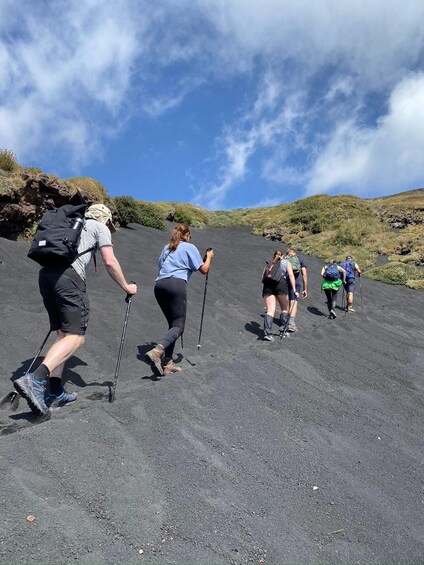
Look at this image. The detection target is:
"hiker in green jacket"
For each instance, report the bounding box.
[321,259,346,319]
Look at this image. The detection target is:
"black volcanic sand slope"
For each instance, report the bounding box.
[0,225,423,565]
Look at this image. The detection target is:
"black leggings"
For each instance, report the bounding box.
[324,288,339,311]
[154,277,187,359]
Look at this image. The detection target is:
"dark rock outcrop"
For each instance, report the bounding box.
[0,172,89,239]
[263,225,284,241]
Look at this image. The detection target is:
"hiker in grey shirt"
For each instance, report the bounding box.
[14,204,137,416]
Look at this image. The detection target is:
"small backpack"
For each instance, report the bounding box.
[288,254,301,274]
[341,260,356,278]
[262,258,283,283]
[323,263,340,281]
[28,200,95,267]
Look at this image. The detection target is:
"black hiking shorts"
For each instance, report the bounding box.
[39,266,89,335]
[262,277,288,297]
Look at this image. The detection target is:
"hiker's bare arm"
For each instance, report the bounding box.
[286,262,298,295]
[100,246,137,295]
[199,249,214,274]
[301,266,308,298]
[338,266,347,283]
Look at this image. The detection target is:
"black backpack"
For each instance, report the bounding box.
[262,258,283,283]
[28,200,94,267]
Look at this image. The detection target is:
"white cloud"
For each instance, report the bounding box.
[0,0,141,166]
[307,73,424,195]
[1,0,424,203]
[196,132,258,210]
[192,80,306,209]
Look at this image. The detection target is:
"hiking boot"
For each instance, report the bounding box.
[45,390,77,409]
[163,360,182,375]
[263,334,275,341]
[347,305,355,312]
[330,309,337,319]
[13,373,49,416]
[145,346,165,376]
[287,323,298,333]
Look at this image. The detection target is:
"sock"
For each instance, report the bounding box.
[289,316,295,325]
[49,377,63,396]
[264,314,273,334]
[33,363,50,382]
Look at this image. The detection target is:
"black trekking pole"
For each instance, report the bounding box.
[27,330,52,374]
[109,284,135,403]
[342,288,345,312]
[197,249,212,351]
[359,276,363,309]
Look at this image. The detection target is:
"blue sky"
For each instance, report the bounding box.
[1,1,424,210]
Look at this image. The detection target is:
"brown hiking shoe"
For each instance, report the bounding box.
[347,305,355,312]
[163,360,182,375]
[145,346,164,376]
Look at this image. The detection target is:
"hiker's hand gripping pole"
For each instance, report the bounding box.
[110,281,136,403]
[197,248,213,351]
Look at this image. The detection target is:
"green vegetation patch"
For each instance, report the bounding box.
[66,177,110,203]
[0,149,19,172]
[366,261,424,286]
[155,201,209,228]
[114,196,165,230]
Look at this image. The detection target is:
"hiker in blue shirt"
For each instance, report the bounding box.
[145,223,214,377]
[321,259,346,319]
[340,255,362,312]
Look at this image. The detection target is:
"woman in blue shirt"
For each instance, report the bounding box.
[145,223,214,377]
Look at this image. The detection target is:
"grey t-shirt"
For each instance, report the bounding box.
[71,219,113,281]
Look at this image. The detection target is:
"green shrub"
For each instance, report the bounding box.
[114,196,142,225]
[406,279,424,290]
[114,196,166,230]
[366,262,424,285]
[66,177,109,202]
[137,201,166,230]
[173,204,208,227]
[0,149,19,172]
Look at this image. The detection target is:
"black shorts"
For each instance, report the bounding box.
[39,267,89,335]
[262,277,288,297]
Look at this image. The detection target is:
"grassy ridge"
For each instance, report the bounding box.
[76,188,424,288]
[1,148,423,288]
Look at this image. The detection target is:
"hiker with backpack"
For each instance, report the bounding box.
[14,202,137,417]
[285,247,308,333]
[261,250,298,341]
[341,255,362,312]
[321,259,346,319]
[145,223,214,377]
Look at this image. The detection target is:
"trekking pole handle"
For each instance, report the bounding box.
[204,247,213,261]
[126,280,136,303]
